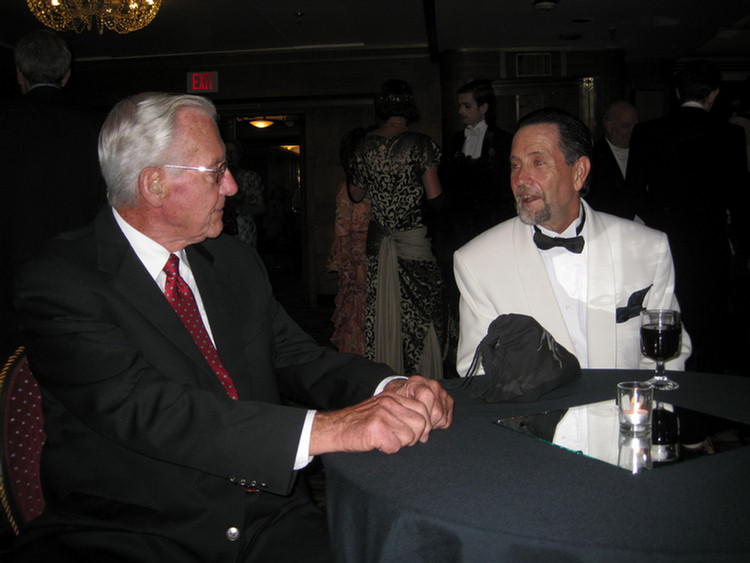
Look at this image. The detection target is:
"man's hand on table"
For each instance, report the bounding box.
[382,375,453,433]
[309,375,454,456]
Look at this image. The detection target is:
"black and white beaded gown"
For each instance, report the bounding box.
[351,131,444,376]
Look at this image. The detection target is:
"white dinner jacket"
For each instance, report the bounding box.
[454,200,691,376]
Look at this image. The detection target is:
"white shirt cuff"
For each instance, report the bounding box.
[374,375,408,395]
[293,410,317,470]
[293,376,407,470]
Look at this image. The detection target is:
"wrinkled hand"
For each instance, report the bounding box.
[309,376,453,456]
[383,375,453,434]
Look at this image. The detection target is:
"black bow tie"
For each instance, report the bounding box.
[533,211,586,254]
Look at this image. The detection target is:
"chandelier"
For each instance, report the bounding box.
[27,0,162,34]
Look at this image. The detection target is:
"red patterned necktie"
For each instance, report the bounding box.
[163,253,239,400]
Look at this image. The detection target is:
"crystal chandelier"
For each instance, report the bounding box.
[27,0,162,34]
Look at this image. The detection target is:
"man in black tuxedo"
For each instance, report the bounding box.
[0,30,105,359]
[435,80,513,375]
[440,80,514,243]
[11,93,453,562]
[627,61,748,373]
[587,101,639,219]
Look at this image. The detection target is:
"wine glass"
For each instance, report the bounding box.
[640,309,682,391]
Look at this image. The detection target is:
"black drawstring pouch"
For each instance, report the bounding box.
[464,314,581,402]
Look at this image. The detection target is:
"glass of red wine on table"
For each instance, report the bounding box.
[640,309,682,391]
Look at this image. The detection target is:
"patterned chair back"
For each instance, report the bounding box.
[0,347,46,535]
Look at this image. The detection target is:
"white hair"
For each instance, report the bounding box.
[99,93,217,208]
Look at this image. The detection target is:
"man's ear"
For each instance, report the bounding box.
[16,67,30,94]
[139,167,167,207]
[573,156,591,192]
[60,68,71,88]
[705,88,720,110]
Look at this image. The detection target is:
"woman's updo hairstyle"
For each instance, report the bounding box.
[374,79,420,124]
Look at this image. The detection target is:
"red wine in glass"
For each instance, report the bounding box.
[640,310,681,390]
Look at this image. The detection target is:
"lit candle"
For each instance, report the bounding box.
[617,381,654,433]
[624,401,649,424]
[620,397,650,428]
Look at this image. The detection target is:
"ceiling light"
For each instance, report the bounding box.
[249,118,275,129]
[27,0,162,34]
[534,0,558,11]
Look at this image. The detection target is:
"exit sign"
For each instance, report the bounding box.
[187,71,219,93]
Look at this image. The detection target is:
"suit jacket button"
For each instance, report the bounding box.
[226,527,240,542]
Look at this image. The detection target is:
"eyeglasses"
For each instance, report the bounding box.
[161,162,228,185]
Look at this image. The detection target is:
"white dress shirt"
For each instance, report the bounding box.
[462,120,488,159]
[535,212,589,367]
[605,138,630,179]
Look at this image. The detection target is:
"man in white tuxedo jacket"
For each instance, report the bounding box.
[454,107,691,376]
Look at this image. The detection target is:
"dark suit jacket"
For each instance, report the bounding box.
[586,136,636,219]
[626,106,748,371]
[0,86,105,358]
[12,208,393,561]
[0,86,105,269]
[436,123,513,258]
[627,106,747,248]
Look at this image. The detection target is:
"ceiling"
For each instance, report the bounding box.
[1,0,749,63]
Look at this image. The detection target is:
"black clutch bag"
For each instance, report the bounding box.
[465,314,581,402]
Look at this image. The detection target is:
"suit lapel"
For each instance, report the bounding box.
[187,244,253,399]
[480,127,494,161]
[95,210,246,397]
[583,202,617,366]
[95,209,209,366]
[603,143,626,188]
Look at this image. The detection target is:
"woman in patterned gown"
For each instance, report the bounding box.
[326,181,370,355]
[345,79,445,378]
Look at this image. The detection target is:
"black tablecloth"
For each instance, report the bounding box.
[323,370,750,563]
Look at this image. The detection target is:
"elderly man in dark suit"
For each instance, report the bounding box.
[627,60,748,373]
[587,100,639,219]
[11,92,453,562]
[0,29,105,359]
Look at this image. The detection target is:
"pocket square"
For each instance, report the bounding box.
[616,285,653,323]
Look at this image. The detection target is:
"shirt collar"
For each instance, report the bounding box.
[535,204,586,238]
[27,83,62,92]
[465,120,488,136]
[605,137,629,155]
[112,207,187,280]
[681,101,706,111]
